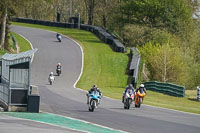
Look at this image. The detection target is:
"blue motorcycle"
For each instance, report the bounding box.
[88,91,101,112]
[56,33,62,42]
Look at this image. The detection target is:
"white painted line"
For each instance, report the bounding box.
[13,25,200,121]
[12,27,125,132]
[58,35,84,89]
[2,114,89,133]
[24,27,84,89]
[54,30,200,116]
[41,111,128,133]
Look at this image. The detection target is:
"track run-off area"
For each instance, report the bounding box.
[1,25,200,133]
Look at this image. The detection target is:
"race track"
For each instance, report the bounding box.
[10,25,200,133]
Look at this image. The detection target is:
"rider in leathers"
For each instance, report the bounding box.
[135,84,147,94]
[56,63,62,74]
[122,84,135,103]
[87,84,102,104]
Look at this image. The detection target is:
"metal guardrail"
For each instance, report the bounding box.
[12,17,126,53]
[129,47,140,88]
[143,81,185,97]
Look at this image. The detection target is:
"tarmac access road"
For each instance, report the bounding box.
[9,25,200,133]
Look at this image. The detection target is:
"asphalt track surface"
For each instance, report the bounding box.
[0,114,81,133]
[9,25,200,133]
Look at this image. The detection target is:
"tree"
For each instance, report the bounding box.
[120,0,195,35]
[139,42,190,87]
[0,7,7,49]
[0,0,26,50]
[84,0,101,25]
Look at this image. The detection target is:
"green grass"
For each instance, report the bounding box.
[0,33,15,55]
[0,32,32,56]
[0,50,8,55]
[11,32,32,52]
[11,22,129,99]
[144,90,200,114]
[11,22,200,114]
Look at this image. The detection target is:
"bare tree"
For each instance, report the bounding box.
[84,0,99,25]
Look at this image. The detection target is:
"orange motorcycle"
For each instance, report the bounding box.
[135,90,146,108]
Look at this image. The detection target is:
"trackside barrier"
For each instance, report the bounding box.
[12,17,125,53]
[80,24,125,53]
[197,86,200,101]
[129,48,140,88]
[143,81,185,97]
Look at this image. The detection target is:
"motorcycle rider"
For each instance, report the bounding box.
[49,72,54,77]
[122,84,135,103]
[87,84,102,104]
[56,63,62,74]
[56,33,62,42]
[136,84,147,94]
[48,72,55,81]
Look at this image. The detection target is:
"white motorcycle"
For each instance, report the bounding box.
[48,75,55,85]
[124,89,135,109]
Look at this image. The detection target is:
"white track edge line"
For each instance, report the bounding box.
[13,31,34,62]
[14,25,200,116]
[41,111,128,133]
[13,26,126,132]
[2,114,90,133]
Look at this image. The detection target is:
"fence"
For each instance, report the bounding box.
[129,47,140,88]
[12,17,126,53]
[143,81,185,97]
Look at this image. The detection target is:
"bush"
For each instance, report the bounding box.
[138,42,191,88]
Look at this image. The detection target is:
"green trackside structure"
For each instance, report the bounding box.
[143,81,185,97]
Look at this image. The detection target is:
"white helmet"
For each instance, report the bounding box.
[140,84,144,88]
[50,72,53,75]
[58,63,61,65]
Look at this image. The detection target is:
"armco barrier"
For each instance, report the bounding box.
[12,17,125,53]
[143,81,185,97]
[129,48,140,88]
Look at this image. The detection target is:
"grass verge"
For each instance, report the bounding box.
[11,22,200,114]
[0,32,32,55]
[11,32,32,52]
[11,22,129,100]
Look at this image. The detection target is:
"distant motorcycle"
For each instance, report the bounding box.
[48,75,55,85]
[88,91,101,112]
[135,90,146,108]
[56,34,62,42]
[56,68,61,76]
[124,89,134,109]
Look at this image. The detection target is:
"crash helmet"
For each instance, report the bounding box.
[128,84,133,88]
[140,84,144,88]
[93,84,97,89]
[58,63,61,66]
[50,72,53,75]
